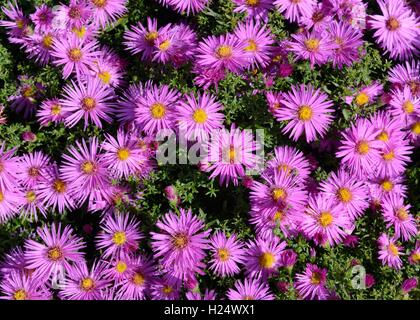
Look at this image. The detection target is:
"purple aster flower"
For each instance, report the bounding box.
[227,278,275,300]
[24,223,85,280]
[300,193,352,247]
[375,141,412,177]
[369,110,406,144]
[103,256,134,282]
[135,83,179,135]
[232,0,274,22]
[408,241,420,265]
[401,278,418,294]
[377,233,403,270]
[56,0,93,30]
[0,1,30,42]
[319,169,369,221]
[295,263,328,300]
[149,274,181,300]
[150,208,210,278]
[0,142,20,190]
[345,81,384,107]
[115,254,156,300]
[280,249,298,269]
[274,0,315,23]
[0,246,27,275]
[87,54,125,88]
[0,186,22,224]
[244,235,287,279]
[88,0,127,29]
[30,4,54,33]
[234,20,274,69]
[343,234,359,248]
[51,35,99,80]
[265,91,284,116]
[205,124,260,187]
[164,185,180,205]
[208,231,246,277]
[0,271,51,300]
[196,34,250,74]
[58,260,110,300]
[299,2,332,32]
[275,84,334,143]
[160,0,209,15]
[381,194,417,242]
[336,118,382,178]
[114,82,151,125]
[37,98,67,126]
[60,78,115,129]
[96,213,143,258]
[176,92,225,142]
[101,129,146,179]
[388,60,420,96]
[192,64,226,90]
[369,0,420,60]
[327,20,364,69]
[365,273,376,288]
[406,115,420,145]
[9,82,45,119]
[16,151,51,188]
[389,86,419,125]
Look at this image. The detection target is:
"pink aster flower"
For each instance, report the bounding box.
[24,30,60,66]
[288,30,335,68]
[20,187,47,221]
[369,0,420,60]
[319,169,369,221]
[244,236,287,279]
[157,0,209,15]
[30,5,55,33]
[176,92,225,142]
[0,143,20,190]
[0,1,30,42]
[327,20,364,69]
[150,208,210,278]
[300,193,352,247]
[114,82,151,125]
[381,194,417,242]
[234,20,274,69]
[24,223,85,280]
[264,145,312,182]
[275,84,334,143]
[406,116,420,145]
[56,0,93,30]
[408,241,420,265]
[274,0,316,23]
[294,263,328,300]
[88,0,127,29]
[389,86,419,125]
[60,78,115,129]
[96,213,143,258]
[88,54,125,88]
[232,0,274,22]
[208,231,246,277]
[51,35,99,80]
[0,186,22,223]
[37,98,67,126]
[196,34,250,74]
[205,124,260,187]
[60,137,111,207]
[377,233,403,270]
[369,110,406,144]
[299,2,332,32]
[0,271,51,300]
[16,151,51,188]
[367,175,407,206]
[135,83,179,135]
[336,118,382,178]
[58,260,110,300]
[149,274,181,300]
[345,81,384,107]
[0,246,27,275]
[192,64,226,90]
[388,60,420,96]
[103,256,134,282]
[265,91,284,116]
[101,129,145,179]
[227,278,275,300]
[115,254,156,300]
[375,141,412,177]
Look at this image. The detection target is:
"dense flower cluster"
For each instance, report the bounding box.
[0,0,419,300]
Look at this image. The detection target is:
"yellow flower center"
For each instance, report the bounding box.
[356,140,369,155]
[68,48,83,62]
[51,104,62,116]
[158,40,171,52]
[217,248,230,262]
[245,0,259,6]
[319,211,333,227]
[112,231,127,246]
[72,26,86,38]
[386,17,400,31]
[28,166,40,177]
[69,7,81,19]
[272,188,287,202]
[47,247,63,261]
[382,151,395,161]
[245,40,258,52]
[227,145,236,163]
[244,295,254,300]
[259,252,275,268]
[411,252,420,263]
[172,233,189,249]
[376,131,389,141]
[304,38,320,52]
[311,272,322,285]
[277,163,291,176]
[81,97,96,111]
[273,210,284,222]
[53,179,67,193]
[81,161,96,174]
[388,243,399,256]
[26,190,36,203]
[411,122,420,135]
[116,261,127,273]
[22,86,35,98]
[42,34,54,49]
[297,105,313,121]
[163,285,173,295]
[145,31,158,43]
[192,108,208,124]
[337,187,352,203]
[216,45,233,58]
[132,273,145,286]
[81,278,95,291]
[403,101,414,114]
[0,191,4,203]
[396,208,408,221]
[355,92,369,106]
[91,0,107,8]
[16,19,25,29]
[13,289,27,300]
[381,180,394,192]
[150,103,166,119]
[117,148,130,161]
[98,71,111,85]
